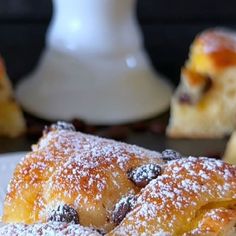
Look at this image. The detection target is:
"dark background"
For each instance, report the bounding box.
[0,0,233,155]
[0,0,236,85]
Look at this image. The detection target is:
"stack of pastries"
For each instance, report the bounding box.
[0,57,25,137]
[167,28,236,138]
[1,122,236,235]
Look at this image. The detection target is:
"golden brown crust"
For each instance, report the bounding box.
[181,67,207,88]
[0,57,12,102]
[3,127,236,235]
[109,157,236,235]
[0,57,25,137]
[184,208,236,235]
[197,29,236,69]
[2,128,163,232]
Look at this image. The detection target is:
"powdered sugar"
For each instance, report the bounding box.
[112,194,137,225]
[186,208,236,235]
[0,222,101,236]
[3,128,236,235]
[111,157,236,235]
[4,130,163,231]
[128,164,162,187]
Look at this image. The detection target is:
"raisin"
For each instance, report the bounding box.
[162,149,182,161]
[112,195,136,225]
[48,204,79,224]
[44,121,75,134]
[178,93,192,104]
[128,164,162,187]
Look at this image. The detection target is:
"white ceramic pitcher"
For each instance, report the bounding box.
[16,0,172,124]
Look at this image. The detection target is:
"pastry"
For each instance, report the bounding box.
[0,222,101,236]
[167,28,236,138]
[0,57,25,137]
[2,122,164,233]
[183,208,236,236]
[223,131,236,165]
[2,122,236,235]
[109,156,236,235]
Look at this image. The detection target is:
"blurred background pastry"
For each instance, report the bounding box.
[0,57,25,137]
[167,28,236,138]
[223,131,236,165]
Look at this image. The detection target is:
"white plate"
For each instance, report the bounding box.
[0,152,27,216]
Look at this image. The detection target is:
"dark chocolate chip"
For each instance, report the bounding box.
[162,149,182,161]
[96,229,106,235]
[48,204,79,224]
[44,121,76,134]
[127,164,162,188]
[112,195,137,225]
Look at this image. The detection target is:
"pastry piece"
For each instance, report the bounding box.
[0,222,101,236]
[223,131,236,165]
[2,122,164,233]
[167,28,236,138]
[3,123,236,235]
[109,157,236,235]
[0,57,25,137]
[183,208,236,236]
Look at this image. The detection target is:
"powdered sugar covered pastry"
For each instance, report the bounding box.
[0,222,101,236]
[183,208,236,236]
[2,122,164,233]
[108,157,236,235]
[2,122,236,235]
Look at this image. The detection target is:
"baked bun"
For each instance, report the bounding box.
[167,28,236,138]
[109,157,236,235]
[2,122,236,235]
[0,57,25,137]
[223,131,236,165]
[2,122,164,233]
